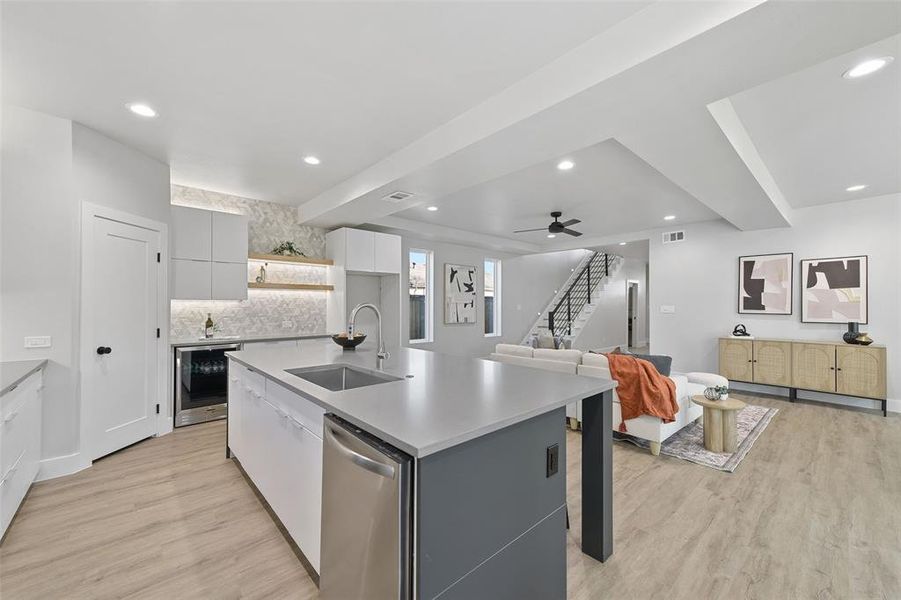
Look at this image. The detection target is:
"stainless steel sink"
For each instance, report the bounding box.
[286,364,402,392]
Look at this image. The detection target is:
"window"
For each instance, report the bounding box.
[484,259,501,336]
[409,249,433,343]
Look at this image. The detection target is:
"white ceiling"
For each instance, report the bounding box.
[597,240,649,262]
[729,34,901,208]
[392,139,719,243]
[4,1,901,256]
[1,1,649,204]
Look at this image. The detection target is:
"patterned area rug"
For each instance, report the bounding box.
[614,404,778,472]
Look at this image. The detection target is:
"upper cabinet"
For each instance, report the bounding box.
[326,228,401,274]
[171,206,248,300]
[212,211,249,263]
[171,206,212,261]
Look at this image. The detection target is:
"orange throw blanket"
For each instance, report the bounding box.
[604,353,678,432]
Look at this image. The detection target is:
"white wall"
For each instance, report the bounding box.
[398,235,585,357]
[1,107,171,471]
[649,194,901,411]
[73,124,171,224]
[573,257,648,351]
[1,106,81,459]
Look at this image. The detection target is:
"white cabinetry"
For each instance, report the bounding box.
[171,206,248,300]
[227,360,323,573]
[1,369,43,539]
[326,228,403,347]
[326,228,401,275]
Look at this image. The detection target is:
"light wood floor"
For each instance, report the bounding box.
[1,394,898,599]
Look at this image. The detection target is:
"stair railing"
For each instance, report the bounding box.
[548,252,610,336]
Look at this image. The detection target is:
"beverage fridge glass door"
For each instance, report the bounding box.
[174,344,237,426]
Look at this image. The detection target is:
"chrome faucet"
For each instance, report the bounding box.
[348,303,390,360]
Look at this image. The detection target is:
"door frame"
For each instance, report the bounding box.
[80,203,170,462]
[625,279,641,348]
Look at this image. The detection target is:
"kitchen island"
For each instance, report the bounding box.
[226,340,615,599]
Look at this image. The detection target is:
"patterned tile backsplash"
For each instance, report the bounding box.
[170,185,329,339]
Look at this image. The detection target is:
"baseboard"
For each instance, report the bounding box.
[730,382,898,415]
[37,452,91,482]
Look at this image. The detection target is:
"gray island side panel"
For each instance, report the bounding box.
[417,408,566,600]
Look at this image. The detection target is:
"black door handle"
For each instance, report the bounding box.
[96,346,112,355]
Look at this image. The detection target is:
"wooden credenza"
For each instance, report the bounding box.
[719,337,888,416]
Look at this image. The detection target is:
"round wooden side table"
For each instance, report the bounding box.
[691,395,747,453]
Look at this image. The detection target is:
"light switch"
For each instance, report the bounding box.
[24,336,52,348]
[660,305,676,314]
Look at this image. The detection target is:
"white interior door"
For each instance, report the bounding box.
[87,216,160,459]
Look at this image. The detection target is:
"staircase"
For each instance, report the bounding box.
[522,250,623,344]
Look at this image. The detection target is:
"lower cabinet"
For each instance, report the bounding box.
[836,345,887,399]
[1,369,43,540]
[227,359,323,573]
[752,340,792,387]
[791,343,836,393]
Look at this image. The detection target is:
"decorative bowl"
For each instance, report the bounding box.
[331,333,366,349]
[855,333,874,346]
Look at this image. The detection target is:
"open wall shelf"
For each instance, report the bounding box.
[248,282,334,291]
[249,253,333,266]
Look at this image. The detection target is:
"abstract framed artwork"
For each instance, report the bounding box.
[800,255,868,324]
[738,253,793,314]
[444,263,477,324]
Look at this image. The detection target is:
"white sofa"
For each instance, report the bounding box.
[489,344,707,455]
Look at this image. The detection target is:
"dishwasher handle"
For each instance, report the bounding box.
[326,425,396,480]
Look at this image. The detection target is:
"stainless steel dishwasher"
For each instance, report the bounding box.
[320,414,413,600]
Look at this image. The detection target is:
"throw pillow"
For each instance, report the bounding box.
[629,352,672,377]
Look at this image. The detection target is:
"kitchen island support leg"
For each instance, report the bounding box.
[581,390,613,562]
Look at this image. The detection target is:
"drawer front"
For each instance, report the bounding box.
[0,449,28,538]
[266,380,325,440]
[1,373,42,478]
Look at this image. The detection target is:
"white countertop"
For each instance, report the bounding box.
[170,333,330,347]
[227,340,615,458]
[1,359,47,397]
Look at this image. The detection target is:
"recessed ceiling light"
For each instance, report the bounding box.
[843,56,894,79]
[303,155,321,165]
[846,184,868,192]
[663,215,676,221]
[557,160,574,171]
[547,233,556,239]
[619,242,627,246]
[127,103,157,118]
[426,206,438,211]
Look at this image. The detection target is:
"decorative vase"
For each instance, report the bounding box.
[704,387,720,401]
[843,322,860,344]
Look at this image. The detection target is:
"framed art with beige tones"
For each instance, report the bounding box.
[800,255,868,324]
[738,253,793,314]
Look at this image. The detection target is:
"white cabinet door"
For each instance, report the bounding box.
[211,212,249,263]
[171,259,212,300]
[345,229,375,272]
[374,233,401,274]
[283,418,323,573]
[211,262,247,300]
[171,206,211,261]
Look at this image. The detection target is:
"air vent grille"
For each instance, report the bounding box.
[382,190,414,203]
[662,230,685,244]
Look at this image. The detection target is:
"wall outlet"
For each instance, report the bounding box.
[546,444,559,478]
[281,320,294,329]
[659,305,676,314]
[24,336,52,348]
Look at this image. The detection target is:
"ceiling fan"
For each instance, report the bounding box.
[514,211,582,237]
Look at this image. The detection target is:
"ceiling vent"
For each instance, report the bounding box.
[662,230,685,244]
[382,190,414,203]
